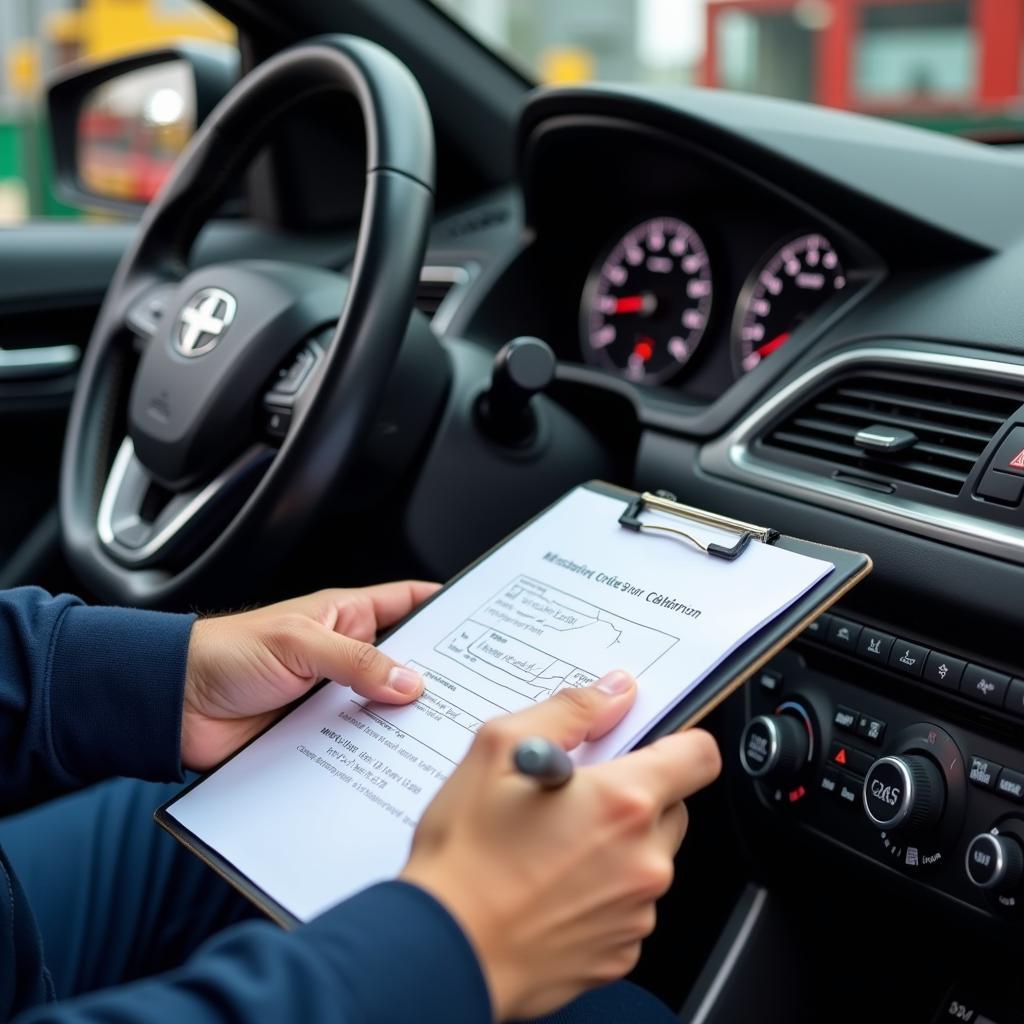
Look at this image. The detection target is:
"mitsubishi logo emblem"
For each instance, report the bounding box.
[175,288,237,357]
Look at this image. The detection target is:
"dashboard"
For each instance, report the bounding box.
[512,115,878,406]
[417,83,1024,1022]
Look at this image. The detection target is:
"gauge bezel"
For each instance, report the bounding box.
[729,231,845,378]
[579,214,714,387]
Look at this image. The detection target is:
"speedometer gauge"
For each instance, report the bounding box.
[732,233,846,375]
[581,217,713,385]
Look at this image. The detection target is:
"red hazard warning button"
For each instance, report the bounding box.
[992,426,1024,477]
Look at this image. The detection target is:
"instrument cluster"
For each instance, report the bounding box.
[579,216,848,387]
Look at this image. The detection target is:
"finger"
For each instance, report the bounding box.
[296,623,424,703]
[655,801,689,857]
[482,671,637,755]
[598,728,721,809]
[355,580,441,630]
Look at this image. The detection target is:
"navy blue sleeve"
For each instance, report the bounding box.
[0,587,194,808]
[13,881,493,1024]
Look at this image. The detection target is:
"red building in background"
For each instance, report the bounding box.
[702,0,1024,136]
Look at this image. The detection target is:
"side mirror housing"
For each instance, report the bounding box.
[47,44,237,216]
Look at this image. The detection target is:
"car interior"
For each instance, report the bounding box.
[5,0,1024,1021]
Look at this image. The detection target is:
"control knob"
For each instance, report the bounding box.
[863,754,945,833]
[739,713,809,782]
[965,831,1024,894]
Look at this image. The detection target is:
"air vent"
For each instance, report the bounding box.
[760,371,1024,495]
[415,265,469,326]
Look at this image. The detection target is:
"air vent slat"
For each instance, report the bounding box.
[761,370,1024,497]
[814,402,993,447]
[834,386,1009,428]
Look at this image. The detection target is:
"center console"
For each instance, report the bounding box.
[737,610,1024,922]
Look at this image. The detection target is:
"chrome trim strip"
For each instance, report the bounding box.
[419,263,476,336]
[98,438,270,565]
[705,346,1024,563]
[0,344,79,379]
[687,887,769,1024]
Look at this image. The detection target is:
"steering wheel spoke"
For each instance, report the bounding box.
[98,438,273,568]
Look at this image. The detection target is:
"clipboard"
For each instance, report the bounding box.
[157,480,871,927]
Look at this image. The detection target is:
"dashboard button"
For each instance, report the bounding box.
[976,468,1024,505]
[855,714,886,745]
[968,755,1002,791]
[888,639,927,678]
[757,668,782,694]
[827,616,862,652]
[819,767,840,798]
[836,773,860,808]
[1004,678,1024,718]
[988,424,1024,477]
[922,651,966,692]
[832,705,858,732]
[857,627,895,665]
[995,768,1024,803]
[829,743,873,777]
[804,612,833,641]
[961,664,1011,708]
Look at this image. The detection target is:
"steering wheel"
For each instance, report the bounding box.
[60,36,435,607]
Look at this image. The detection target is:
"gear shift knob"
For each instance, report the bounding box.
[477,336,556,444]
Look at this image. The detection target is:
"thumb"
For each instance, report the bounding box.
[497,671,637,752]
[296,623,424,704]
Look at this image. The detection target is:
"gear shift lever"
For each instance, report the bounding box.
[477,336,556,445]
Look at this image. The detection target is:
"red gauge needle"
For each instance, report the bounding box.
[758,331,791,358]
[614,295,645,314]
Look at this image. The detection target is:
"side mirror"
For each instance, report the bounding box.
[47,45,238,215]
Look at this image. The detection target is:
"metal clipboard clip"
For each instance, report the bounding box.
[618,490,779,561]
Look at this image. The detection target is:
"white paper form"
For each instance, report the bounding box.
[167,487,832,922]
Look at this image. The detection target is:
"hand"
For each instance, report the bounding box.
[400,672,722,1021]
[181,582,438,771]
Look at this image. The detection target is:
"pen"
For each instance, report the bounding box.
[513,737,574,789]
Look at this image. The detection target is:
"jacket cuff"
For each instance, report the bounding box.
[48,604,195,783]
[299,881,492,1023]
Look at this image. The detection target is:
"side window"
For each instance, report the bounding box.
[0,0,235,223]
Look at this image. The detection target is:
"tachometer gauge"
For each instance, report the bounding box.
[581,216,713,385]
[732,233,846,375]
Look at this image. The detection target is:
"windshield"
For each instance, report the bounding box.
[432,0,1023,140]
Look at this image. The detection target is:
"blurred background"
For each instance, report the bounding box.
[2,0,1023,223]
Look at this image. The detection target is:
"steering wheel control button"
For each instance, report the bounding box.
[863,754,945,832]
[965,833,1024,892]
[826,616,862,652]
[739,714,809,782]
[923,651,966,692]
[995,768,1024,804]
[855,714,886,745]
[832,705,859,732]
[960,664,1011,708]
[888,639,928,678]
[856,627,895,665]
[264,408,291,439]
[269,347,317,397]
[969,756,1003,791]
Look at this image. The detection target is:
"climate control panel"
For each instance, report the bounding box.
[737,634,1024,920]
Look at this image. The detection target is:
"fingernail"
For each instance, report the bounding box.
[594,670,632,695]
[388,666,423,696]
